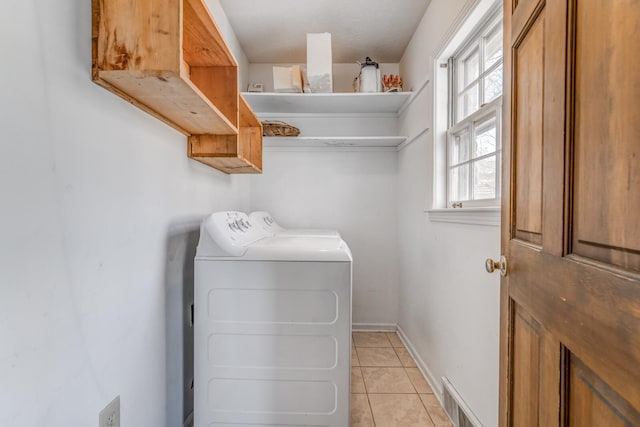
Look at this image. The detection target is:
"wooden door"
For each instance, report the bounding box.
[500,0,640,425]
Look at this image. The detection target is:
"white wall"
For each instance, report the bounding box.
[249,148,399,327]
[0,1,248,426]
[397,1,501,426]
[206,0,250,90]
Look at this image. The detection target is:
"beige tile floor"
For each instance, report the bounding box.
[351,332,454,427]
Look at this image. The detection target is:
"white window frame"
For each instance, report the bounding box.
[447,97,502,208]
[451,13,504,125]
[446,9,503,208]
[428,0,503,226]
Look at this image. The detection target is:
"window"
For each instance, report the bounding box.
[447,11,503,208]
[448,102,501,205]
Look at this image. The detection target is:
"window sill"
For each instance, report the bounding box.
[426,207,500,227]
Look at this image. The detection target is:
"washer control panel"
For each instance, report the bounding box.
[249,211,285,235]
[203,211,269,256]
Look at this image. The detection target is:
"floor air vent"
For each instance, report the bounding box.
[442,377,483,427]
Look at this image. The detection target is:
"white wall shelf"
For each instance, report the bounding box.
[243,92,411,151]
[242,92,412,115]
[264,136,408,148]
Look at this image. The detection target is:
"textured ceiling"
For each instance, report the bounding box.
[219,0,431,63]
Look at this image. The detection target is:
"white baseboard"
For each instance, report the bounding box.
[396,326,484,426]
[352,323,397,332]
[396,325,444,401]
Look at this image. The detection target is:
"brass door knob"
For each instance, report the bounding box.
[485,256,508,276]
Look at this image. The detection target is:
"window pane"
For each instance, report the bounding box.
[450,164,470,202]
[458,84,479,120]
[474,116,497,157]
[484,27,503,69]
[450,129,470,165]
[483,63,503,103]
[458,48,480,89]
[473,156,496,200]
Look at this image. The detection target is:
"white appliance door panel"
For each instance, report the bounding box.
[194,261,351,427]
[207,288,338,324]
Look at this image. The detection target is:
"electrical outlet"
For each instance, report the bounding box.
[99,396,120,427]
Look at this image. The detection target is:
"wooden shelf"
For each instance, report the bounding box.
[92,0,262,174]
[182,0,236,67]
[241,92,412,115]
[96,66,238,135]
[189,95,263,173]
[264,136,407,148]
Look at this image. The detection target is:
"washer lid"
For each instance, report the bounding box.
[249,211,341,238]
[275,229,341,238]
[197,211,352,261]
[245,235,352,262]
[249,211,285,236]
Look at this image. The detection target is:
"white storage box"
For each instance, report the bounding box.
[307,33,333,93]
[273,65,303,93]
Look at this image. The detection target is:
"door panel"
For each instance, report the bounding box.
[511,305,541,426]
[513,8,544,245]
[509,301,562,427]
[508,245,640,413]
[572,0,640,272]
[568,354,640,427]
[501,0,640,425]
[511,0,542,42]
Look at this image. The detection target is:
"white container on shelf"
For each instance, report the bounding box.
[357,57,382,93]
[307,33,333,93]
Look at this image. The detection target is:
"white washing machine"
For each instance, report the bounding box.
[249,211,342,238]
[194,211,352,427]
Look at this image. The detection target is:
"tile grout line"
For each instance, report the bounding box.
[393,346,409,368]
[419,395,439,427]
[401,337,440,427]
[404,366,419,394]
[353,332,448,427]
[354,344,377,427]
[365,390,377,427]
[403,349,439,427]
